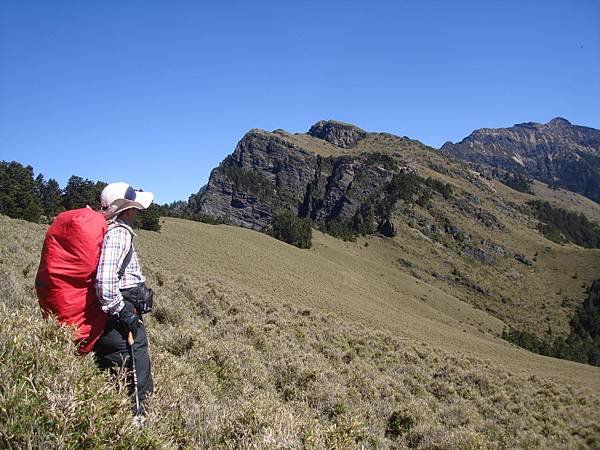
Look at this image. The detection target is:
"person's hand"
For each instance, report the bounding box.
[117,304,140,339]
[136,283,153,314]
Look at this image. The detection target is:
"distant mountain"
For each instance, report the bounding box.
[441,118,600,204]
[188,120,417,230]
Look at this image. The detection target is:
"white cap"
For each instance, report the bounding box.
[100,182,154,209]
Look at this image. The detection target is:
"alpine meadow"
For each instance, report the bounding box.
[2,117,600,448]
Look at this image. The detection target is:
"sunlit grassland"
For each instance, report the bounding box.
[2,213,599,448]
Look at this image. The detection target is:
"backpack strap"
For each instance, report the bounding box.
[118,245,134,280]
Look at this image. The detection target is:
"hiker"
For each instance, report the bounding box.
[93,182,155,417]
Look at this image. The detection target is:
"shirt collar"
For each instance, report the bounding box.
[107,218,137,237]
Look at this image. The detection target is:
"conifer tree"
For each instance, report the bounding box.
[63,176,106,210]
[134,204,161,231]
[0,161,42,222]
[35,174,64,219]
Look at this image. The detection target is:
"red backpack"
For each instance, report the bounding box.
[35,207,108,354]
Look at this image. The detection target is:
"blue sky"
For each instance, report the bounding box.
[1,1,599,203]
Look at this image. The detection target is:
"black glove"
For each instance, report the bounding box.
[117,303,141,339]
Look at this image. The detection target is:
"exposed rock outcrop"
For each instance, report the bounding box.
[189,123,406,230]
[191,130,319,229]
[441,118,600,203]
[307,120,367,148]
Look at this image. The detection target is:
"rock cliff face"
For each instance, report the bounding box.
[188,121,404,229]
[441,118,600,203]
[307,120,366,148]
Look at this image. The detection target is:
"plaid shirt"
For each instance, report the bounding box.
[95,219,145,315]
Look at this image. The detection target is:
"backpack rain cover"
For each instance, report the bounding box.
[35,207,108,354]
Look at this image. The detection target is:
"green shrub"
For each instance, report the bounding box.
[502,327,554,356]
[271,210,312,248]
[528,200,600,248]
[500,173,534,194]
[352,202,376,236]
[134,203,162,232]
[364,152,398,171]
[537,222,567,244]
[191,213,230,225]
[325,218,357,241]
[560,279,600,365]
[385,411,414,438]
[425,177,454,199]
[416,186,433,207]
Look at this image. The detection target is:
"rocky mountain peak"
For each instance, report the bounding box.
[441,118,600,203]
[188,123,412,230]
[307,120,366,148]
[546,117,572,129]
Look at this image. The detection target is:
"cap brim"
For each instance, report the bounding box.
[103,199,145,220]
[134,191,154,208]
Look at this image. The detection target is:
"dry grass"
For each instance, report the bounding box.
[272,130,347,158]
[2,191,600,448]
[144,275,600,448]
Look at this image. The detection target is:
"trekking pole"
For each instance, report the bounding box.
[127,331,141,416]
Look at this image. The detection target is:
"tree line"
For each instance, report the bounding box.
[527,200,600,248]
[502,280,600,367]
[0,161,161,231]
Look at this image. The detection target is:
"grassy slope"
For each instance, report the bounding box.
[141,218,600,390]
[2,214,600,447]
[0,217,159,448]
[274,130,600,340]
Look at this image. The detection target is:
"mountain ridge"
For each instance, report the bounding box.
[181,119,600,352]
[441,117,600,203]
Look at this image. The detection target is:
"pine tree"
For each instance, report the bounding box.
[44,178,65,217]
[0,161,42,222]
[35,174,64,219]
[63,176,106,210]
[134,204,162,232]
[271,210,312,248]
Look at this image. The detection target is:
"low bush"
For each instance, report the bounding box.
[500,172,534,194]
[271,210,312,249]
[324,218,357,241]
[134,203,162,232]
[424,177,454,199]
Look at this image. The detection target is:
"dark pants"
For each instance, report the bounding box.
[93,304,154,415]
